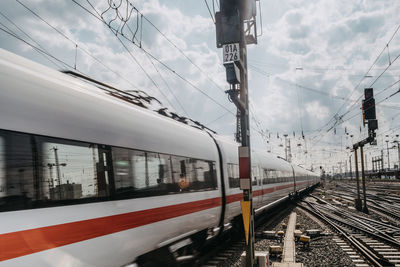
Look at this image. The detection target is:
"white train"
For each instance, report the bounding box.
[0,48,319,267]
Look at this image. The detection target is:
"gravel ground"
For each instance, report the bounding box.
[210,181,400,267]
[229,205,356,267]
[229,216,288,267]
[225,181,400,266]
[294,208,355,267]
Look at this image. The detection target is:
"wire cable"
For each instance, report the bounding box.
[313,24,400,138]
[15,0,143,93]
[0,26,78,71]
[143,51,189,116]
[0,11,64,70]
[204,0,215,24]
[73,0,235,116]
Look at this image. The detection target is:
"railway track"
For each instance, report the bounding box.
[195,201,296,267]
[299,194,400,267]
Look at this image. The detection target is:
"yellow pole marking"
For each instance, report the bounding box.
[240,200,251,245]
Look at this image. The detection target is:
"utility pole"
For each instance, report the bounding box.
[386,140,390,170]
[50,147,67,200]
[397,142,400,170]
[91,144,98,196]
[349,155,352,180]
[283,134,288,161]
[372,156,376,173]
[360,145,368,213]
[354,148,362,211]
[52,147,62,200]
[215,1,258,265]
[395,135,400,170]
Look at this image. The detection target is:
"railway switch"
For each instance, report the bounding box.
[299,235,310,248]
[294,230,302,241]
[269,245,283,256]
[277,231,285,243]
[263,230,277,239]
[305,229,321,237]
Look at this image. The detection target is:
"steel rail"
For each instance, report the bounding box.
[298,202,393,267]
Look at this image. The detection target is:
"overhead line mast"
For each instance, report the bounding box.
[214,0,259,266]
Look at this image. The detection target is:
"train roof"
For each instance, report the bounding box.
[0,48,219,161]
[0,48,319,177]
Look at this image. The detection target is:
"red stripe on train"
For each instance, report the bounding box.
[226,181,308,203]
[0,181,311,261]
[0,197,221,262]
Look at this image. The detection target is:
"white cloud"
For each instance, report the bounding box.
[305,101,329,120]
[0,0,399,170]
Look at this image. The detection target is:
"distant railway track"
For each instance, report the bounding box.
[332,182,400,224]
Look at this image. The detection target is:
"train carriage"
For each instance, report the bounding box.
[0,48,319,267]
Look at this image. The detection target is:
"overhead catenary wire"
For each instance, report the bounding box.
[109,34,177,110]
[206,110,232,125]
[204,0,215,24]
[140,2,227,96]
[143,51,190,116]
[15,0,195,113]
[15,0,145,94]
[0,26,80,72]
[72,0,236,116]
[311,51,400,147]
[341,51,400,118]
[342,25,400,113]
[75,0,280,147]
[0,11,65,70]
[337,58,400,123]
[312,80,400,147]
[311,24,400,140]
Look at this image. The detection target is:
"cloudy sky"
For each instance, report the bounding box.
[0,0,399,173]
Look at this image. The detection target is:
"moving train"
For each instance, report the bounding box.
[0,48,319,266]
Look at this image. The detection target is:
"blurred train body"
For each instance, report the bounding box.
[0,49,319,266]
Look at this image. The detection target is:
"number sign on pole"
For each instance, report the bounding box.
[223,43,240,63]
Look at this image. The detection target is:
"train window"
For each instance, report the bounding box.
[112,147,217,198]
[39,137,106,200]
[276,171,291,183]
[227,163,239,188]
[262,169,268,184]
[263,169,295,184]
[0,129,113,212]
[0,128,218,211]
[170,156,217,192]
[0,131,36,211]
[187,158,216,191]
[251,166,258,186]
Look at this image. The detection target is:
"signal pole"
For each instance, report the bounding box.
[360,145,368,213]
[352,88,377,213]
[354,148,362,211]
[215,1,258,265]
